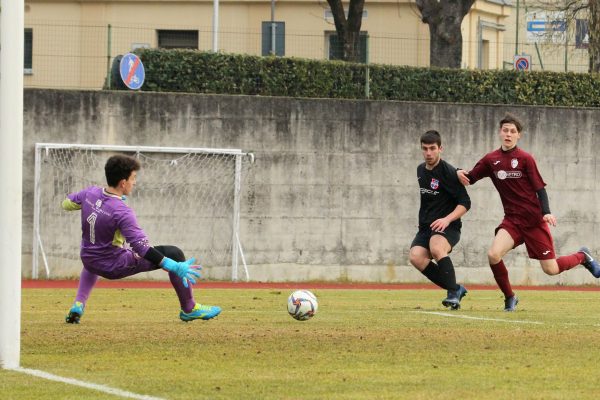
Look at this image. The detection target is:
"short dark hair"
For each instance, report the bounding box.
[499,113,523,132]
[420,130,441,147]
[105,155,141,187]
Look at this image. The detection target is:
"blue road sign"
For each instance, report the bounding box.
[514,55,530,71]
[119,53,145,90]
[527,20,566,32]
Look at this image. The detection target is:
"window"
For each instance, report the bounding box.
[157,30,198,49]
[261,21,285,56]
[326,31,368,63]
[481,40,490,70]
[24,28,33,73]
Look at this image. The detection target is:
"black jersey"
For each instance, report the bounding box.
[417,159,471,229]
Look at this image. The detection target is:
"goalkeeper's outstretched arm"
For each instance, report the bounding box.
[142,247,201,288]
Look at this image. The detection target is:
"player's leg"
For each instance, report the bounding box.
[522,223,591,276]
[410,245,445,289]
[578,247,600,277]
[155,245,195,312]
[429,233,458,291]
[541,250,597,276]
[65,267,98,324]
[104,247,220,321]
[430,231,467,310]
[409,230,448,289]
[409,245,431,272]
[488,227,519,311]
[155,245,221,321]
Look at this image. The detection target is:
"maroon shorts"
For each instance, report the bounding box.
[496,218,556,260]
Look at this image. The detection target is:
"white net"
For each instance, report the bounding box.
[33,144,253,280]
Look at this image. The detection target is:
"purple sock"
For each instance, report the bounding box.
[169,271,196,313]
[75,267,98,304]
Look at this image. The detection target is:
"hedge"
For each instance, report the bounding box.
[133,48,600,107]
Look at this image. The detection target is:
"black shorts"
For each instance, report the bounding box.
[410,225,461,251]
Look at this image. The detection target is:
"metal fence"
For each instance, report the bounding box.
[24,20,592,91]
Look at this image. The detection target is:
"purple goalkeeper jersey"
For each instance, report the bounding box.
[66,186,153,274]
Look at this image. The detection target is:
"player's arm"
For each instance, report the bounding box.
[430,165,471,232]
[140,246,201,288]
[526,155,555,226]
[61,189,87,211]
[118,210,202,287]
[536,188,556,226]
[61,198,81,211]
[457,157,488,186]
[430,205,468,232]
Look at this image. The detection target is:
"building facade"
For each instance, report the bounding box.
[24,0,512,89]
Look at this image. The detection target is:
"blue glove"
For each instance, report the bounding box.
[161,257,202,288]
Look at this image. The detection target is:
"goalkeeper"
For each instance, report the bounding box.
[63,154,221,323]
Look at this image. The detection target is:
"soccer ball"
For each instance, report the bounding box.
[287,290,318,321]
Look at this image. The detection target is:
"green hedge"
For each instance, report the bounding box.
[134,48,600,107]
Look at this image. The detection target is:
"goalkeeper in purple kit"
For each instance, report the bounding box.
[63,154,221,323]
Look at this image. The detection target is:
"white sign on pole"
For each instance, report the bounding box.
[526,11,566,44]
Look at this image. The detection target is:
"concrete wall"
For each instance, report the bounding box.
[22,89,600,285]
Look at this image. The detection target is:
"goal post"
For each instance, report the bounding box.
[32,143,254,281]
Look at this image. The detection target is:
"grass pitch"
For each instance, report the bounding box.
[2,287,600,399]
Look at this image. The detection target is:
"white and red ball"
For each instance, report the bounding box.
[287,290,318,321]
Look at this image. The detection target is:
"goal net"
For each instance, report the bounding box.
[32,143,254,281]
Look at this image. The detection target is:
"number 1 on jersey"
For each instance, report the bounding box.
[87,212,98,244]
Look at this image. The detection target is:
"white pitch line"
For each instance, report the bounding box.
[10,367,166,400]
[413,311,544,325]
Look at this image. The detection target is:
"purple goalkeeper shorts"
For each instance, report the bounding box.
[82,248,161,280]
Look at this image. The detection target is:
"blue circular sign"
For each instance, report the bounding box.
[515,57,530,71]
[119,53,145,90]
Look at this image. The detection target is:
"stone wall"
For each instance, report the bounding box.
[22,89,600,284]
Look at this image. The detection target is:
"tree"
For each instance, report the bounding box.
[590,0,600,71]
[415,0,476,68]
[326,0,366,62]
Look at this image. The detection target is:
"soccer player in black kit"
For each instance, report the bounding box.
[409,130,471,309]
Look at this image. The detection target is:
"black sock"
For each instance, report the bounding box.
[421,261,448,290]
[437,256,459,291]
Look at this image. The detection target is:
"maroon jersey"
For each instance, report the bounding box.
[467,147,546,227]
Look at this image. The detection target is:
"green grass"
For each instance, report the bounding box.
[2,288,600,399]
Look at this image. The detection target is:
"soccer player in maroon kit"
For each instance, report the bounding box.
[458,114,600,311]
[410,130,471,309]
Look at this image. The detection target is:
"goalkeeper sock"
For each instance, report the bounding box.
[157,245,197,313]
[75,267,98,304]
[168,271,195,313]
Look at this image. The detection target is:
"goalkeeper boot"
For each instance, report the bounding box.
[579,247,600,278]
[442,285,467,310]
[504,295,519,312]
[179,303,221,322]
[65,301,85,324]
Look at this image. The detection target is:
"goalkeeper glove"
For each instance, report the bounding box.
[161,257,202,288]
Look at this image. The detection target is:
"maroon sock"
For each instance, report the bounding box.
[557,252,586,272]
[490,260,514,298]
